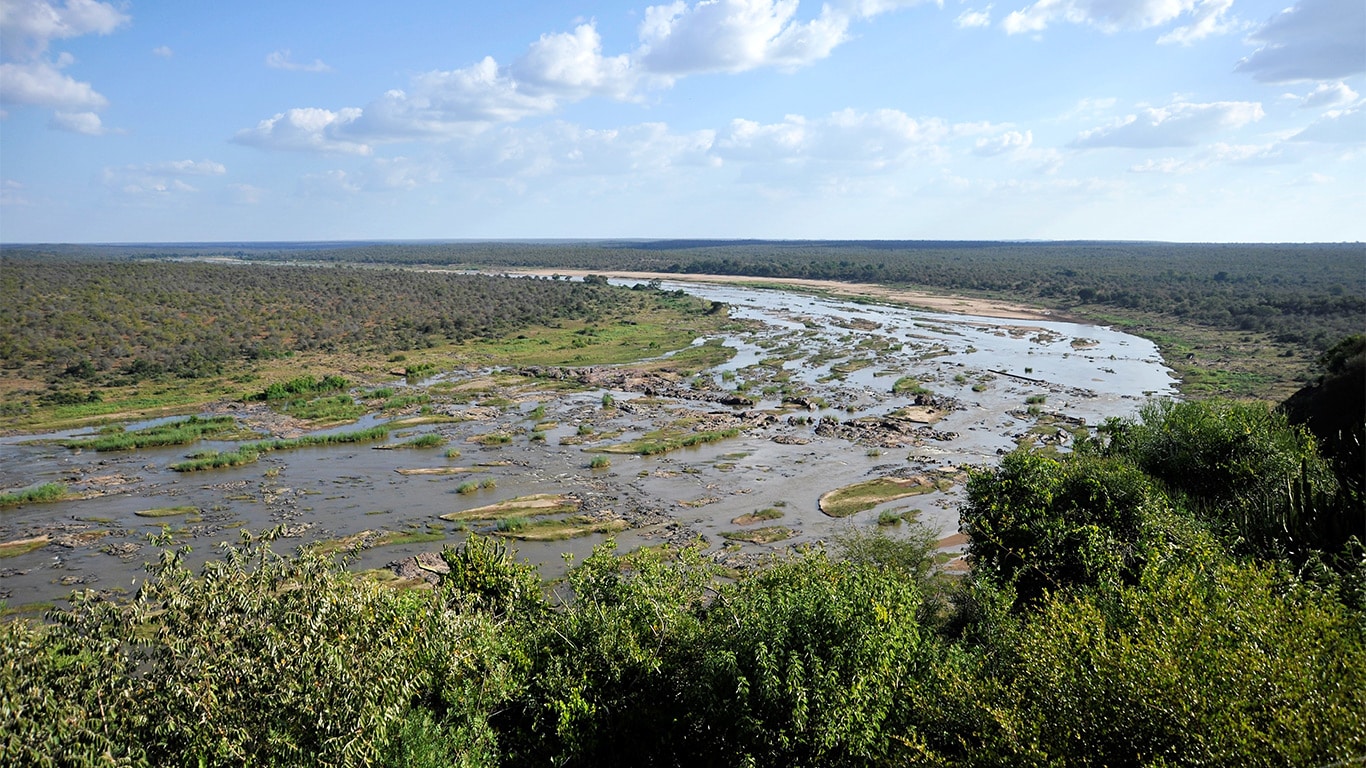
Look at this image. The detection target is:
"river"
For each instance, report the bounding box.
[0,279,1176,609]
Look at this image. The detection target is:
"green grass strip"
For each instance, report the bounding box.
[0,482,66,508]
[170,425,391,472]
[63,415,241,451]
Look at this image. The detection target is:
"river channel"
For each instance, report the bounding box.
[0,279,1176,609]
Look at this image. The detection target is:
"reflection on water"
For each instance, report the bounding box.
[0,281,1175,609]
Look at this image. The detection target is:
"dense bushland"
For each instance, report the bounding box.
[0,257,645,386]
[4,394,1363,766]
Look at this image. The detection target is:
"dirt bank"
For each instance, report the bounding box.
[513,269,1066,323]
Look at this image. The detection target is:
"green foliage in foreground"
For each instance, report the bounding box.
[3,525,1362,767]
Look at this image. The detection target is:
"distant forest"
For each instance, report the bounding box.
[13,240,1361,354]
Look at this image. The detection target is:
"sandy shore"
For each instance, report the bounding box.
[516,269,1065,323]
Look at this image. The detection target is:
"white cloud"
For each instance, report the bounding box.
[0,0,129,60]
[48,108,101,133]
[1235,0,1366,83]
[637,0,850,74]
[0,55,106,108]
[1072,101,1264,148]
[974,129,1032,155]
[150,159,227,176]
[101,159,225,196]
[232,107,372,155]
[0,1,128,125]
[265,49,333,73]
[1156,0,1235,45]
[1299,82,1358,109]
[714,108,949,172]
[1002,0,1234,40]
[510,24,637,98]
[956,7,993,28]
[236,2,933,153]
[1290,107,1366,143]
[152,45,173,58]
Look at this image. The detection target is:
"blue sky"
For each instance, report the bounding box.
[1,0,1362,243]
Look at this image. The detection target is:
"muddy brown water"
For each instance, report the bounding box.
[0,280,1175,609]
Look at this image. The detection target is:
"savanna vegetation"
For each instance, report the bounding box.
[0,254,727,430]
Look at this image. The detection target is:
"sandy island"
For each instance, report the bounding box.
[514,269,1066,323]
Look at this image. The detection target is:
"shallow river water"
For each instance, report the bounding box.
[0,279,1176,609]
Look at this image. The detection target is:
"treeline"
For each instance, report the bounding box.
[0,257,655,385]
[3,391,1363,766]
[9,240,1361,358]
[89,238,1360,353]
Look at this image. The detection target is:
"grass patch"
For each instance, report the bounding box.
[818,476,941,518]
[280,394,366,423]
[732,508,783,525]
[170,426,390,472]
[378,433,447,450]
[589,455,612,469]
[0,482,66,508]
[892,376,932,396]
[719,526,795,544]
[62,415,251,451]
[498,517,628,541]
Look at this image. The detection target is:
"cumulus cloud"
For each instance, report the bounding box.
[233,107,372,155]
[974,129,1032,156]
[956,7,993,28]
[265,49,333,73]
[152,45,173,58]
[237,1,934,152]
[0,0,127,123]
[511,24,637,98]
[1299,82,1359,109]
[48,108,101,133]
[0,53,105,108]
[1290,107,1366,143]
[0,0,129,59]
[1235,0,1366,82]
[101,158,226,195]
[1071,101,1264,148]
[637,0,850,74]
[1002,0,1234,40]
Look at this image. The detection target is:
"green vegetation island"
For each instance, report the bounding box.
[0,241,1363,766]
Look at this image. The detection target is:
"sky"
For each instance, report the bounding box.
[1,0,1363,243]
